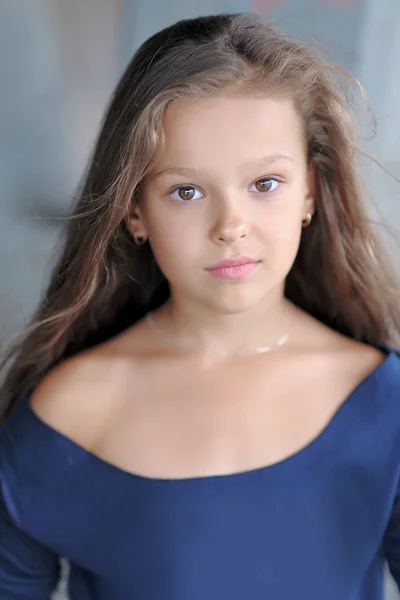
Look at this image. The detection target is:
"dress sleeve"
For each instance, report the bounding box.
[0,477,60,599]
[0,483,60,599]
[383,482,400,589]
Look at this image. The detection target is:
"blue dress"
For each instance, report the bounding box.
[2,350,400,599]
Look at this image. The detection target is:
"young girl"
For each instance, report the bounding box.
[1,12,400,600]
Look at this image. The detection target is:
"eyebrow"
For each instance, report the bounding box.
[150,154,294,180]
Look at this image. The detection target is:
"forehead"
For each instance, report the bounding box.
[153,95,306,170]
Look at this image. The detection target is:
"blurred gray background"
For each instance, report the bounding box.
[1,1,399,598]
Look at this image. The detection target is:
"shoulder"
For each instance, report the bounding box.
[292,305,398,391]
[314,333,395,394]
[28,313,168,452]
[321,338,400,410]
[30,333,143,452]
[334,340,389,384]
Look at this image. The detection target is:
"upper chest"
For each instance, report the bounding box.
[90,350,370,478]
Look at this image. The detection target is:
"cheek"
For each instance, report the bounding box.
[146,215,200,279]
[260,205,303,268]
[262,201,302,243]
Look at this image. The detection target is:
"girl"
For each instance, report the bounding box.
[1,12,400,600]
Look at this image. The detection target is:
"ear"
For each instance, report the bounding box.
[126,202,148,244]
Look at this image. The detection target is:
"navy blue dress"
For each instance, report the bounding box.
[2,350,400,599]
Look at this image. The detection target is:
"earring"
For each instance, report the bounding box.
[302,213,313,228]
[133,234,147,246]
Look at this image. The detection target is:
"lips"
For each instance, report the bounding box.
[205,257,260,280]
[206,257,258,270]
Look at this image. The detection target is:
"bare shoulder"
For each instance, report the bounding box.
[332,338,387,382]
[30,335,142,451]
[293,305,387,384]
[320,338,388,408]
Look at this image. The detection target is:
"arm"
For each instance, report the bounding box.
[383,483,400,589]
[0,485,60,599]
[0,351,121,599]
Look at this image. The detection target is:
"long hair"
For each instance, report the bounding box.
[1,12,399,419]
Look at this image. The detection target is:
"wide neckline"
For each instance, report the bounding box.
[20,349,397,485]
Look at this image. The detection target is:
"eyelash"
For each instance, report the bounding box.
[168,176,283,203]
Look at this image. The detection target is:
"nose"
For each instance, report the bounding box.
[210,200,249,245]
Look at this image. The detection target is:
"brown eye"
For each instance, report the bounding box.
[253,178,278,193]
[171,186,202,202]
[179,187,195,201]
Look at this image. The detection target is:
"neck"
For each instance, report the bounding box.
[150,292,294,359]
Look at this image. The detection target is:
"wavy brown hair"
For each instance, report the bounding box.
[1,12,399,420]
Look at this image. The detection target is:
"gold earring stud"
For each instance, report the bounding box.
[302,213,313,228]
[133,234,147,246]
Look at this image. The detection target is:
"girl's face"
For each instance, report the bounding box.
[134,95,314,314]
